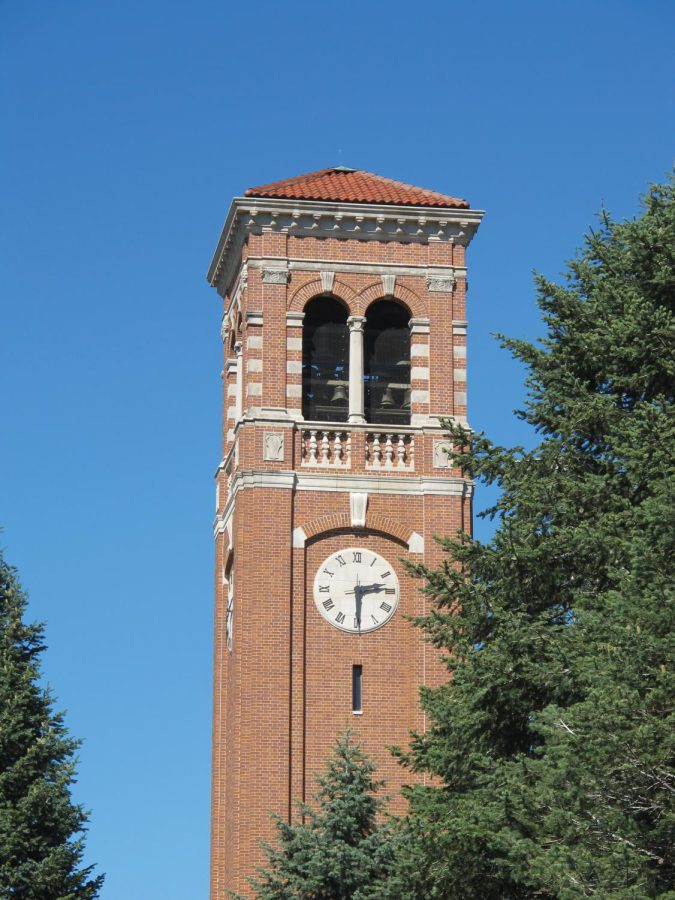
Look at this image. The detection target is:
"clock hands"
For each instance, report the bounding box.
[354,574,362,631]
[345,580,390,633]
[344,583,386,596]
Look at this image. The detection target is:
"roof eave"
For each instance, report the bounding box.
[207,196,485,295]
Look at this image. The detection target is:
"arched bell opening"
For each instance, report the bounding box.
[364,300,411,425]
[302,297,349,422]
[224,552,235,653]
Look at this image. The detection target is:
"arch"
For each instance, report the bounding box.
[354,280,425,318]
[302,296,349,422]
[300,512,412,547]
[288,277,358,314]
[227,323,237,354]
[363,299,411,425]
[224,551,234,652]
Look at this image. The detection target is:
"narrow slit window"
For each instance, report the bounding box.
[352,665,362,713]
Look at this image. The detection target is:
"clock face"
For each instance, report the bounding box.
[313,548,400,634]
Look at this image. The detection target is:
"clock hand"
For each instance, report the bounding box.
[354,575,362,631]
[346,573,364,596]
[348,582,385,595]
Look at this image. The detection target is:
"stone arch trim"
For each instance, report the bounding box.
[354,280,425,318]
[301,512,411,545]
[288,278,358,314]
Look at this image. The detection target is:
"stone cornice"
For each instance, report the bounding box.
[213,469,473,535]
[207,197,484,297]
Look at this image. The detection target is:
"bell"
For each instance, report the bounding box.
[380,385,396,408]
[330,383,348,405]
[402,388,411,410]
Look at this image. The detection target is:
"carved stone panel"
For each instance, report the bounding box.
[427,275,456,293]
[433,440,453,468]
[261,267,290,284]
[263,432,285,461]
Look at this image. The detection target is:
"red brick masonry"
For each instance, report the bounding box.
[208,168,483,897]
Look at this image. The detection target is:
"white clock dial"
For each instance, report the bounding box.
[313,548,400,634]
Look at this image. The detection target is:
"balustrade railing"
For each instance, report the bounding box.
[301,429,351,467]
[365,432,414,469]
[300,426,415,470]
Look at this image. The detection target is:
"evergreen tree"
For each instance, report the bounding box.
[382,178,675,898]
[245,731,395,900]
[0,548,103,898]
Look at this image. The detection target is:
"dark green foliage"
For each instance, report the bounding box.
[383,178,675,898]
[0,549,103,898]
[245,732,395,900]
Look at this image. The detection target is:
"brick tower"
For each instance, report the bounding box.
[207,167,483,897]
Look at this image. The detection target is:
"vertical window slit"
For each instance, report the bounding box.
[352,664,362,713]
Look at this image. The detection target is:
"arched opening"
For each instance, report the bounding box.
[224,554,234,653]
[364,300,411,424]
[302,297,349,422]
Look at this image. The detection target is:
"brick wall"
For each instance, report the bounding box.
[210,207,477,898]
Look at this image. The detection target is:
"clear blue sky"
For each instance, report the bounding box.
[1,1,673,896]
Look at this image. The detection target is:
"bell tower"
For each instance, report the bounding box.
[207,167,483,898]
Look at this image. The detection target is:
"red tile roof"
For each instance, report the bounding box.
[244,167,470,209]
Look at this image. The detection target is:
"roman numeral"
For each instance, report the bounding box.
[370,557,376,567]
[318,584,330,593]
[371,614,379,625]
[336,555,346,567]
[352,552,362,563]
[322,599,335,611]
[323,568,334,578]
[380,570,391,579]
[380,602,392,613]
[384,588,395,595]
[335,612,346,624]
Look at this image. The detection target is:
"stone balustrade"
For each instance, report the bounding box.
[300,426,415,470]
[365,432,414,469]
[301,430,351,467]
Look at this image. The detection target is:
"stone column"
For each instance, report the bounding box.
[347,315,367,424]
[234,340,244,420]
